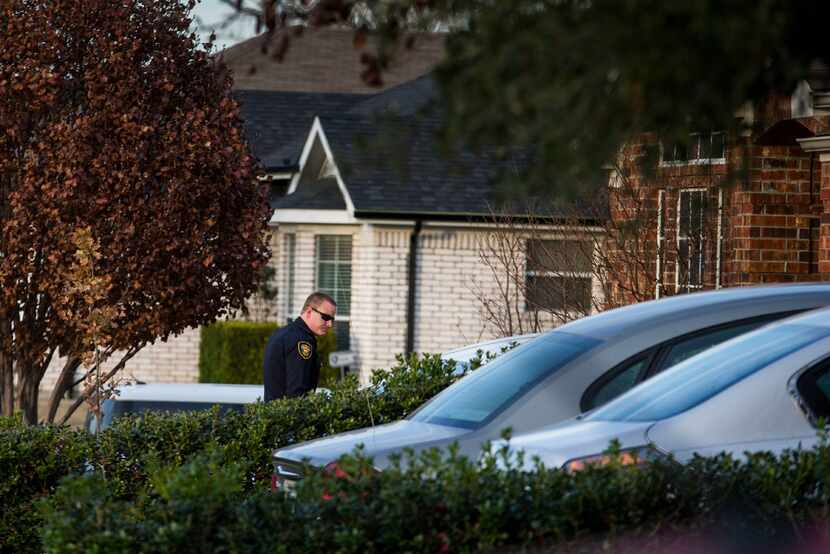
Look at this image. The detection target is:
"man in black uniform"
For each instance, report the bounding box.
[263,291,336,401]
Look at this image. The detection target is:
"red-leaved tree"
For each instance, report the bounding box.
[0,0,272,424]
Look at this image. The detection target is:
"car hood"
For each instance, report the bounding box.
[273,419,469,469]
[493,419,655,470]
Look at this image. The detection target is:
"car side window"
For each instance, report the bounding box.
[795,361,830,423]
[581,312,800,413]
[653,319,770,374]
[582,354,652,411]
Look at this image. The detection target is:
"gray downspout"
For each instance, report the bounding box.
[405,220,422,355]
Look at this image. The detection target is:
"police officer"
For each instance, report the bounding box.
[263,292,336,401]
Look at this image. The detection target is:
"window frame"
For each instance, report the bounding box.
[524,238,594,313]
[660,131,727,166]
[792,354,830,427]
[315,234,353,350]
[675,188,707,292]
[284,233,296,324]
[579,310,802,412]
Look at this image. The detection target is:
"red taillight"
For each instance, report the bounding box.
[271,474,280,492]
[323,461,350,479]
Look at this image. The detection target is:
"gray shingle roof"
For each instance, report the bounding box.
[238,74,605,219]
[233,90,364,170]
[271,177,345,210]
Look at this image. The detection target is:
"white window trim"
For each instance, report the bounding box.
[284,233,296,322]
[675,188,706,292]
[659,132,727,167]
[314,234,353,324]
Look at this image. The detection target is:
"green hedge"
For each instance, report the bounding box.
[1,353,460,554]
[199,320,339,386]
[8,347,830,553]
[37,438,830,553]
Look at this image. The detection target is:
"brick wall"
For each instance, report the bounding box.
[273,222,593,384]
[725,144,822,285]
[608,122,830,297]
[40,327,202,393]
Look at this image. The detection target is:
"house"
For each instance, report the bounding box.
[263,74,605,380]
[607,68,830,304]
[38,27,607,390]
[39,28,446,392]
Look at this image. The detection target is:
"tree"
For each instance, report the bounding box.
[229,1,830,198]
[0,0,272,424]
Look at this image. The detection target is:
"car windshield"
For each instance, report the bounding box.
[92,399,247,431]
[589,323,830,423]
[409,331,601,429]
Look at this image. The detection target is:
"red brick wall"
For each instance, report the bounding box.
[820,158,830,277]
[608,126,827,299]
[725,145,822,285]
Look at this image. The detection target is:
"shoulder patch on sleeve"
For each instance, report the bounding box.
[297,341,312,360]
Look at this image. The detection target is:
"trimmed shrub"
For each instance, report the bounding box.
[7,352,467,553]
[38,440,830,553]
[0,416,93,554]
[198,320,338,386]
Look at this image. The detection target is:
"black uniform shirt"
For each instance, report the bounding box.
[263,318,321,402]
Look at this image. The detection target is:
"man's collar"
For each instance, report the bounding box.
[294,316,313,335]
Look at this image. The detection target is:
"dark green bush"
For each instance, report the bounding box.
[0,416,93,554]
[38,440,830,554]
[199,320,339,386]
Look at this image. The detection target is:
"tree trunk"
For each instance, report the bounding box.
[0,314,13,417]
[0,348,12,417]
[46,356,81,424]
[58,347,139,426]
[19,371,38,424]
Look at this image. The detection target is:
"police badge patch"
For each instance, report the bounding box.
[297,341,312,360]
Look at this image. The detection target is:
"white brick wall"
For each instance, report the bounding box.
[267,221,597,384]
[40,327,202,393]
[350,224,410,381]
[39,221,598,395]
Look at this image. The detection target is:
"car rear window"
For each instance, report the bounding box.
[589,323,830,423]
[409,331,601,429]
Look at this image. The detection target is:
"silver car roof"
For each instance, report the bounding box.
[553,283,830,341]
[108,383,263,404]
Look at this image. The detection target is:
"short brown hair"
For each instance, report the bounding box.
[301,291,336,313]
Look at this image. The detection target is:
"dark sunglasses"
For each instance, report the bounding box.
[311,306,335,322]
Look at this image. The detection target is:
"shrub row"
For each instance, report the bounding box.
[38,438,830,553]
[0,353,460,554]
[198,321,339,386]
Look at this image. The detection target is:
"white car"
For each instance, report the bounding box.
[85,382,264,433]
[495,306,830,471]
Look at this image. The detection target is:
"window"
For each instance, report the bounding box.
[656,319,767,371]
[410,332,601,429]
[525,239,593,313]
[316,235,352,350]
[588,323,830,423]
[582,353,653,411]
[581,313,797,412]
[795,361,830,424]
[676,189,706,292]
[284,234,296,324]
[662,132,726,164]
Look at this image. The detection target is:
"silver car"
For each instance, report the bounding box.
[85,383,264,433]
[272,284,830,486]
[495,306,830,470]
[440,333,538,375]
